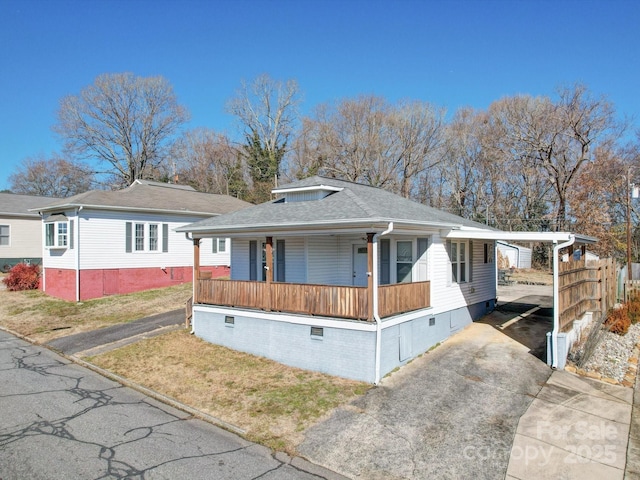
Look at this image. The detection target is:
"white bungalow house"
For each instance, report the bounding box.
[180,176,597,382]
[178,176,509,383]
[0,192,59,272]
[33,180,250,302]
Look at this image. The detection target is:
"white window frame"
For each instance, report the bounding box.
[134,223,145,251]
[45,221,68,249]
[0,225,9,246]
[149,223,159,251]
[450,240,469,283]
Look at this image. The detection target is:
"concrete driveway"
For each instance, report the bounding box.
[298,286,554,479]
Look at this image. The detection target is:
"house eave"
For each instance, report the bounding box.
[179,218,470,236]
[30,204,220,217]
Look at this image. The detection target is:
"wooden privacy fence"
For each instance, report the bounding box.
[558,257,617,332]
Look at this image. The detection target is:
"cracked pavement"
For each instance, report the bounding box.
[0,330,343,480]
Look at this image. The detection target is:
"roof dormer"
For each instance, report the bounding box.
[271,184,343,203]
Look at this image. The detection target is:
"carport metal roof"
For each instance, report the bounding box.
[445,230,598,244]
[448,229,599,369]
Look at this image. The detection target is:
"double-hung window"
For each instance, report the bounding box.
[135,223,145,251]
[126,222,168,253]
[212,238,226,253]
[0,225,9,246]
[396,241,413,283]
[450,240,468,283]
[45,219,69,248]
[149,224,159,251]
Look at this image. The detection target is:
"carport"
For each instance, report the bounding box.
[446,231,598,369]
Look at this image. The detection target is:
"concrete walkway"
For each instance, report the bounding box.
[506,370,632,479]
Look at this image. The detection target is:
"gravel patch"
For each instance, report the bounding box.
[570,322,640,383]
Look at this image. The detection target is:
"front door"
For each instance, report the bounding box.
[352,245,368,286]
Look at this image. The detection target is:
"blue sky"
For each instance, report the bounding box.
[1,0,638,191]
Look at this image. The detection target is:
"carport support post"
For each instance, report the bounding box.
[193,238,201,303]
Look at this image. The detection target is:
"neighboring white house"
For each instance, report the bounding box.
[0,192,59,272]
[497,241,532,269]
[33,180,250,301]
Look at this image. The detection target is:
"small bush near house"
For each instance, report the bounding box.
[628,292,640,324]
[3,263,40,291]
[604,305,631,335]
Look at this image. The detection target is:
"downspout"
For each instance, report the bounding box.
[551,234,575,368]
[75,206,82,303]
[372,222,394,384]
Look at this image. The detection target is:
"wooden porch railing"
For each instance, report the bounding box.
[378,281,431,318]
[196,279,430,320]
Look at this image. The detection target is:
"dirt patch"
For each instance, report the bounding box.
[509,268,553,285]
[88,330,370,453]
[0,283,192,343]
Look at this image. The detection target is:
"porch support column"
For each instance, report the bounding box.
[367,233,375,321]
[193,238,201,303]
[266,236,273,311]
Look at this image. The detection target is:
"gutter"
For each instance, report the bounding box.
[551,234,575,368]
[372,221,394,384]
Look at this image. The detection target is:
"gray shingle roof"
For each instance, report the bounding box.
[0,193,61,217]
[179,176,494,234]
[33,181,251,216]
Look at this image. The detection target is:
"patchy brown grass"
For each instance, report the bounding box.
[0,283,193,343]
[509,268,553,285]
[88,330,370,453]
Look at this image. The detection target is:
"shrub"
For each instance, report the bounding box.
[604,305,630,335]
[628,292,640,324]
[2,263,40,291]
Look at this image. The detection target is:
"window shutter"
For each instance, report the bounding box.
[417,238,429,282]
[276,239,285,282]
[125,222,132,253]
[162,224,169,252]
[249,241,257,281]
[69,220,74,250]
[212,237,218,253]
[446,239,452,286]
[469,240,473,282]
[380,239,390,285]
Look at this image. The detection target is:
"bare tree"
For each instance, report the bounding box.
[54,72,189,188]
[227,74,301,202]
[290,95,445,198]
[170,128,248,198]
[491,85,620,231]
[9,155,95,197]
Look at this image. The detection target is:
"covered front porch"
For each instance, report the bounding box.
[192,233,431,321]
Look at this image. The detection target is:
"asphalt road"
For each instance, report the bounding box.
[0,330,344,480]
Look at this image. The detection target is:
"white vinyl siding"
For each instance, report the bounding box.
[307,236,340,284]
[0,217,42,258]
[53,210,216,270]
[230,239,250,280]
[283,237,306,283]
